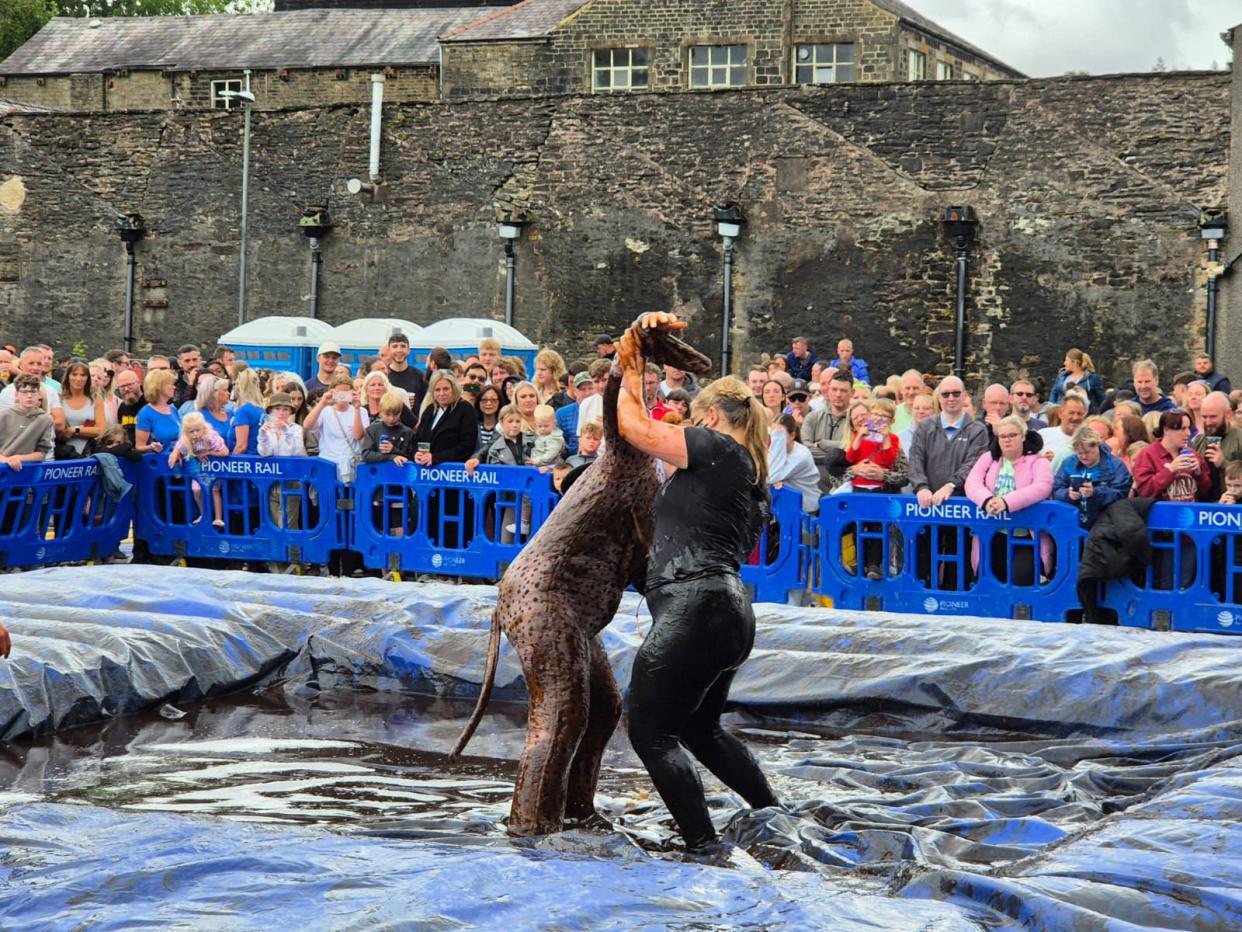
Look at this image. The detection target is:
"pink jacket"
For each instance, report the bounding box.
[965,452,1053,511]
[964,452,1054,575]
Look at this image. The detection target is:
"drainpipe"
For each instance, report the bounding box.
[369,73,385,183]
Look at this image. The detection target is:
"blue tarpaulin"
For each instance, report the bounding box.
[2,565,1242,929]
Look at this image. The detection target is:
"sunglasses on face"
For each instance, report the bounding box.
[940,390,962,398]
[1013,391,1035,397]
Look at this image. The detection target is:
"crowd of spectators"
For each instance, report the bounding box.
[1,331,1240,607]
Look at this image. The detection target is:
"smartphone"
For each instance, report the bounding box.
[1069,475,1086,491]
[333,390,352,404]
[417,442,431,454]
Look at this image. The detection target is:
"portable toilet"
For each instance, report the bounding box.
[331,318,424,375]
[414,318,538,369]
[217,316,335,380]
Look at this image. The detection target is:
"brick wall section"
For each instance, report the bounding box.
[441,0,1013,98]
[0,73,1228,389]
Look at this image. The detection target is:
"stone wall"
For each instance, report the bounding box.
[441,0,1015,98]
[0,72,1229,388]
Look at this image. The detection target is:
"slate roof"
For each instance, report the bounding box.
[0,9,494,75]
[871,0,1023,76]
[440,0,589,41]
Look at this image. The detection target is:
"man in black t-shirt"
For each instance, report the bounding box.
[114,369,146,444]
[385,332,426,413]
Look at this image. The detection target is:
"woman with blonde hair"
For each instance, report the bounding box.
[134,368,180,454]
[533,349,570,409]
[194,373,234,450]
[88,357,119,425]
[1049,348,1104,413]
[507,380,540,434]
[230,367,267,455]
[615,313,779,854]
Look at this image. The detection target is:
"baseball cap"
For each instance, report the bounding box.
[317,341,341,356]
[593,334,616,347]
[573,371,593,388]
[788,379,810,399]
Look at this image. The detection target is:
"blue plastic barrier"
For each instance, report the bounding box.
[352,462,558,578]
[741,487,805,603]
[135,455,344,565]
[1098,502,1242,634]
[0,458,137,569]
[814,494,1086,623]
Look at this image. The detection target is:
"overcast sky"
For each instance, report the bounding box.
[915,0,1237,77]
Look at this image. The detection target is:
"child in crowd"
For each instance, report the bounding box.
[527,404,565,472]
[362,392,415,466]
[565,419,602,469]
[1220,461,1242,505]
[168,411,228,528]
[257,392,306,458]
[845,398,900,491]
[467,404,533,540]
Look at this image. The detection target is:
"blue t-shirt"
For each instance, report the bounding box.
[231,403,265,455]
[204,409,234,451]
[134,405,182,449]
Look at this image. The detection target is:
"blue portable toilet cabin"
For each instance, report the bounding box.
[330,318,424,376]
[217,316,335,380]
[414,318,538,369]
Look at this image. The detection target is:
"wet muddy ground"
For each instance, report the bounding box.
[1,682,1193,883]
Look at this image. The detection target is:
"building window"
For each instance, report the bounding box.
[794,43,855,84]
[936,61,954,80]
[907,49,927,81]
[689,45,748,88]
[592,48,650,92]
[211,78,243,109]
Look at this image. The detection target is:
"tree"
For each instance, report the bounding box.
[0,0,57,63]
[55,0,264,15]
[2,0,269,62]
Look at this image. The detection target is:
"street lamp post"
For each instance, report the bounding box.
[498,214,527,327]
[1200,210,1228,358]
[713,202,745,377]
[220,72,255,327]
[299,206,332,319]
[115,212,145,354]
[942,206,977,380]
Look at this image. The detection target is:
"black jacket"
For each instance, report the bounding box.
[1078,497,1155,582]
[413,401,478,464]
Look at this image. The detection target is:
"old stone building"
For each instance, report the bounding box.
[439,0,1021,98]
[0,9,488,111]
[0,0,1019,112]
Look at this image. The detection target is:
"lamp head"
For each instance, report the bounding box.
[115,212,145,244]
[498,212,528,241]
[1200,209,1228,242]
[713,202,745,239]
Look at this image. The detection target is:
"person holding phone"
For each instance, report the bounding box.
[304,373,368,483]
[1052,426,1132,529]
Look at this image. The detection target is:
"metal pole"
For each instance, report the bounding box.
[123,243,137,354]
[504,241,516,327]
[308,237,322,319]
[237,69,252,327]
[953,243,968,380]
[721,236,734,376]
[1207,242,1219,359]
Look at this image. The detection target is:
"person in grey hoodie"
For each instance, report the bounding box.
[0,374,54,470]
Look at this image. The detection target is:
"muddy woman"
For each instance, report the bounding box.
[615,312,781,853]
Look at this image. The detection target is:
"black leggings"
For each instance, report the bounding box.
[627,574,779,849]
